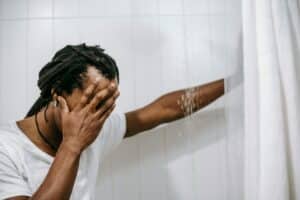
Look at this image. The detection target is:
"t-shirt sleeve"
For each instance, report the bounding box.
[98,112,127,157]
[0,143,31,199]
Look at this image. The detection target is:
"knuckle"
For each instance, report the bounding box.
[85,86,94,96]
[105,88,111,95]
[81,96,87,102]
[96,93,103,100]
[85,87,92,94]
[107,98,114,105]
[114,91,120,98]
[108,98,115,105]
[84,91,92,98]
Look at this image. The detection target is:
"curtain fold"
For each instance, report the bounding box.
[242,0,300,199]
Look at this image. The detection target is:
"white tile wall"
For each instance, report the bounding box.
[0,0,242,199]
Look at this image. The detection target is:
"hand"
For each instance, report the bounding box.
[56,81,120,153]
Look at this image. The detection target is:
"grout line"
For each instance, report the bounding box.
[181,0,197,199]
[78,0,81,18]
[224,0,230,199]
[25,0,30,114]
[51,0,55,52]
[0,13,231,21]
[157,1,169,199]
[131,0,142,198]
[0,22,1,122]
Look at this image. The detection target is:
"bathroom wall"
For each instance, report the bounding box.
[0,0,241,199]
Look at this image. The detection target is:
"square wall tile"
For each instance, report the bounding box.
[210,16,227,79]
[54,0,79,17]
[79,0,131,16]
[27,20,53,110]
[0,21,27,121]
[28,0,53,18]
[79,0,107,16]
[0,0,28,19]
[132,17,162,107]
[224,15,242,76]
[159,0,183,15]
[184,0,209,15]
[226,0,241,17]
[185,16,212,85]
[159,16,187,92]
[132,0,158,16]
[209,0,226,15]
[54,19,81,50]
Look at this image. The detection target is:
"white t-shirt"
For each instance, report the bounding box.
[0,112,126,200]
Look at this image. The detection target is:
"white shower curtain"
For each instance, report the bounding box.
[242,0,300,199]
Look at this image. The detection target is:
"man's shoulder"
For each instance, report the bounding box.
[0,122,19,139]
[0,122,23,152]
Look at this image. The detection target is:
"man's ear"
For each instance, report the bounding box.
[51,88,55,97]
[50,88,58,106]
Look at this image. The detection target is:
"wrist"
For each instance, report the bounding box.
[60,139,83,156]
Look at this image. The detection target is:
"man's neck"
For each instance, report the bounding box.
[37,106,62,150]
[17,106,62,156]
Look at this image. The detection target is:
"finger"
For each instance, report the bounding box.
[95,89,120,110]
[94,80,111,93]
[74,81,98,111]
[93,94,117,119]
[112,89,120,99]
[98,103,116,123]
[57,96,69,113]
[87,83,118,112]
[87,87,114,112]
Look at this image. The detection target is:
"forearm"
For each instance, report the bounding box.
[160,79,225,122]
[124,79,224,137]
[30,141,81,200]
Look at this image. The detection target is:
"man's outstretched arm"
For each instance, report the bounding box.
[125,79,225,138]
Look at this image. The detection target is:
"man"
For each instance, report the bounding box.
[0,44,225,200]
